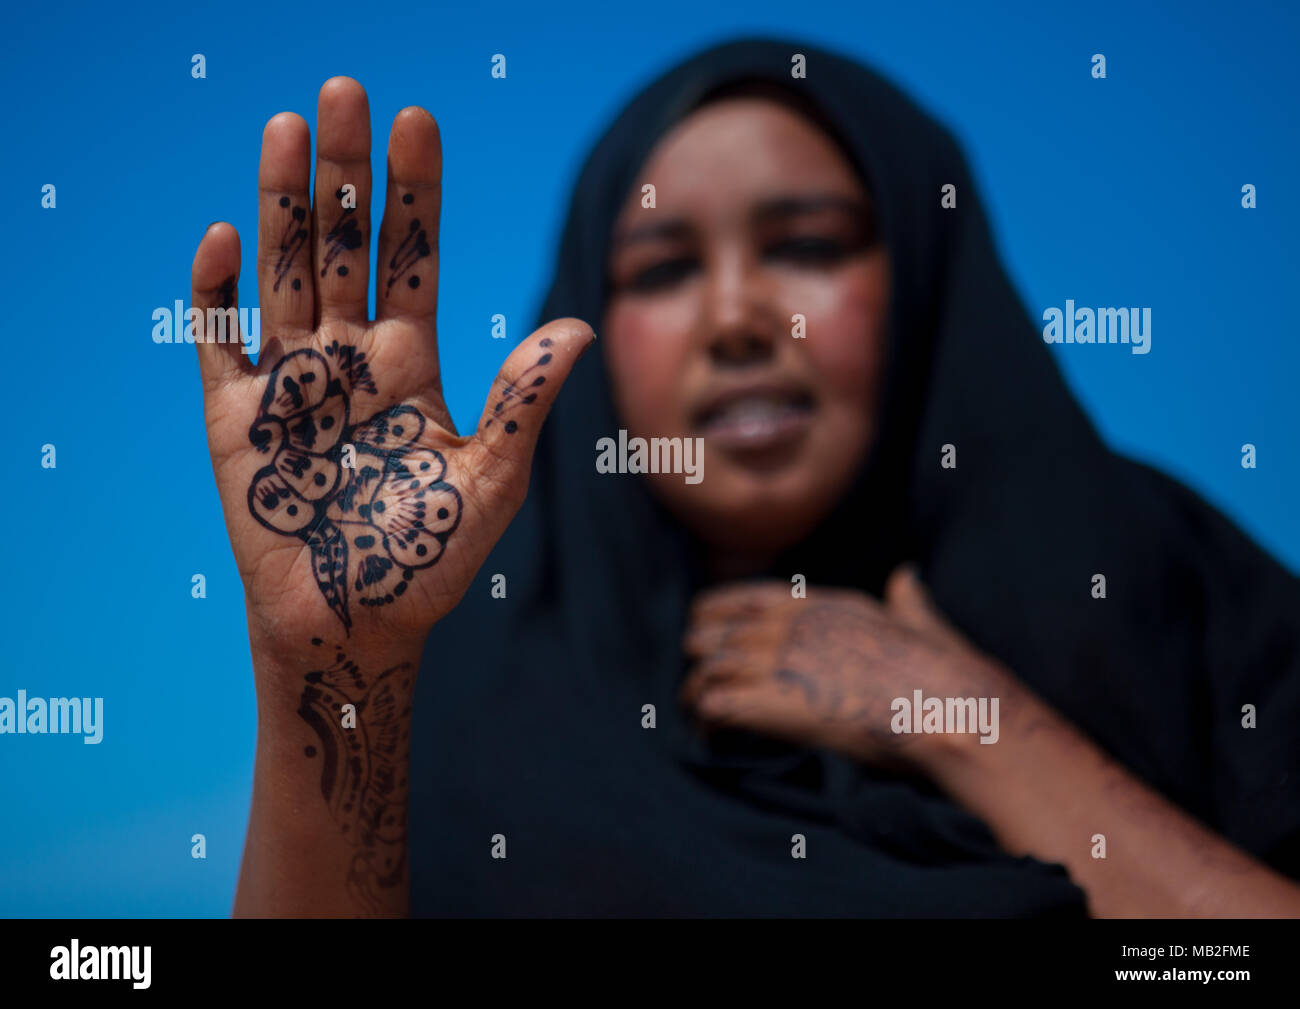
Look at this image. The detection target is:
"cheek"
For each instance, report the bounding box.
[602,299,694,432]
[796,258,890,412]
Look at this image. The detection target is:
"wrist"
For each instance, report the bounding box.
[246,621,426,712]
[908,655,1036,780]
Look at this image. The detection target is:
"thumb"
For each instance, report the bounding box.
[472,316,596,487]
[884,563,946,632]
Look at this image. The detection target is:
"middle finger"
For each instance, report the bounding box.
[313,77,372,325]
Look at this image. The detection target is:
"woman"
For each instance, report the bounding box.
[191,37,1300,917]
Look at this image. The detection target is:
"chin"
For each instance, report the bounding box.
[683,490,826,557]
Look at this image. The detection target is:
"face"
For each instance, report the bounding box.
[602,95,891,560]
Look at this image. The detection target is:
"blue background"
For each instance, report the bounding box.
[2,0,1296,915]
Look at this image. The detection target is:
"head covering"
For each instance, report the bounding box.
[409,35,1300,916]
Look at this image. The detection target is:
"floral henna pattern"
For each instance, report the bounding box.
[246,341,462,632]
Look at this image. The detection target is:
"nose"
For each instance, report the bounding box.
[703,245,776,366]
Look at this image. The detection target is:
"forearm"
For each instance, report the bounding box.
[918,671,1300,917]
[233,630,422,917]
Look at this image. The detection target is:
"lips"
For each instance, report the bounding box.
[692,381,816,454]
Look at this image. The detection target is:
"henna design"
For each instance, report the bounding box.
[484,338,552,435]
[246,341,462,631]
[299,639,412,913]
[321,191,363,278]
[777,600,997,753]
[751,602,895,749]
[775,665,826,711]
[273,196,309,293]
[385,217,430,292]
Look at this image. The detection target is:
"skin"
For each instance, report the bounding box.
[606,94,1300,917]
[193,77,593,915]
[603,95,888,573]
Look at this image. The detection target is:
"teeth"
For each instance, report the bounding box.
[707,397,797,425]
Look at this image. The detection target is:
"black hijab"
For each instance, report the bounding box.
[409,36,1300,915]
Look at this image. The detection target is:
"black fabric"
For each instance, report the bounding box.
[408,35,1300,916]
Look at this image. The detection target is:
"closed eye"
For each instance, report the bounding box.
[623,256,699,292]
[616,234,862,294]
[765,236,850,264]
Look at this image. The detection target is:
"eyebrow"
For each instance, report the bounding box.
[609,193,871,249]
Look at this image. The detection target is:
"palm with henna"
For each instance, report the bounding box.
[191,77,593,661]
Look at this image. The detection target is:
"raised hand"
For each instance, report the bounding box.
[191,77,593,660]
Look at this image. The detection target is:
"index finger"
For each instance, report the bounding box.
[689,580,793,623]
